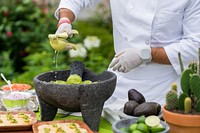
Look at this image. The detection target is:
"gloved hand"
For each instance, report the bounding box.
[109,47,150,73]
[53,17,75,50]
[56,17,73,36]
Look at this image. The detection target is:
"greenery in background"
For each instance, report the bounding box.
[0,0,114,87]
[0,0,56,74]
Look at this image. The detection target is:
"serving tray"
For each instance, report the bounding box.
[32,120,94,133]
[0,111,37,131]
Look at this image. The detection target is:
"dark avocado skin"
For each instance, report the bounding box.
[124,89,161,117]
[128,89,146,104]
[134,102,161,117]
[123,100,139,116]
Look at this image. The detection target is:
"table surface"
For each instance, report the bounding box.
[0,111,113,133]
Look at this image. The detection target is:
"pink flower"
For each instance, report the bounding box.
[3,11,10,17]
[32,0,38,3]
[6,31,13,38]
[42,8,48,14]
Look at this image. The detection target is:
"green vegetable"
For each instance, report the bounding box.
[44,128,51,133]
[66,74,82,84]
[51,61,94,85]
[11,118,17,123]
[51,80,67,84]
[82,80,92,84]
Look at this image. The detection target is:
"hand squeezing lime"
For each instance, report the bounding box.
[48,30,79,51]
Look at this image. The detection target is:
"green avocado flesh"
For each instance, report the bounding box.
[51,74,93,85]
[66,74,82,84]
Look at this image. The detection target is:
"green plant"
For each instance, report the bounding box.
[166,48,200,114]
[0,0,56,72]
[166,86,178,110]
[0,1,113,87]
[10,19,113,86]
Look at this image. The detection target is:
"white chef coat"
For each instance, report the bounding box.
[55,0,200,107]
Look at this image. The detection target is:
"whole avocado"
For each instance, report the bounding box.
[123,100,139,116]
[134,102,161,117]
[128,89,146,104]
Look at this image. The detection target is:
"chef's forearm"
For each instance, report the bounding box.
[151,47,171,64]
[59,8,75,22]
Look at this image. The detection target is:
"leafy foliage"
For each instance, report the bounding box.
[0,0,114,87]
[0,0,56,72]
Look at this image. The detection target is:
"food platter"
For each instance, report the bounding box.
[32,120,93,133]
[0,111,37,131]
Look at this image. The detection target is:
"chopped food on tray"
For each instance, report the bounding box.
[0,112,33,126]
[37,122,88,133]
[1,83,31,91]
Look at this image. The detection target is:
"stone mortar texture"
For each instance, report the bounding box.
[33,68,117,131]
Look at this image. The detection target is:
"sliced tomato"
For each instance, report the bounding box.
[1,83,31,91]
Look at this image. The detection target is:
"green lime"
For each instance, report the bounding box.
[119,127,129,133]
[150,123,165,133]
[132,130,143,133]
[145,115,160,127]
[129,123,138,131]
[136,123,149,133]
[137,115,146,123]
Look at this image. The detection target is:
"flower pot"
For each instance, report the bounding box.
[162,105,200,133]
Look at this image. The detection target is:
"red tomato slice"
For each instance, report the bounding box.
[1,83,31,91]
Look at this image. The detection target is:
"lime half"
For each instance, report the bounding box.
[150,123,165,133]
[145,115,160,127]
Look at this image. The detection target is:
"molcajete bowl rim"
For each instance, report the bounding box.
[33,69,117,86]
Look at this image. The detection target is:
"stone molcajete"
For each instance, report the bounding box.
[33,61,117,131]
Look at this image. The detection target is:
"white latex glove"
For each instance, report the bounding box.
[53,17,76,50]
[109,48,144,73]
[56,17,73,36]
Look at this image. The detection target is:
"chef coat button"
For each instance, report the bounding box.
[145,41,150,45]
[124,37,128,41]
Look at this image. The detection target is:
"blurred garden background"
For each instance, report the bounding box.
[0,0,114,86]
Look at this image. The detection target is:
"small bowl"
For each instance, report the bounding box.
[0,91,6,111]
[112,118,170,133]
[1,83,32,91]
[118,108,163,119]
[1,91,31,111]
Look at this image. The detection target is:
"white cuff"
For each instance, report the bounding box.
[54,0,81,20]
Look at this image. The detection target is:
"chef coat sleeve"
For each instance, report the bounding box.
[54,0,94,20]
[164,0,200,75]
